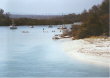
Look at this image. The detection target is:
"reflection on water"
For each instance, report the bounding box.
[0,25,109,77]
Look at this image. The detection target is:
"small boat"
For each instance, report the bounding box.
[52,36,60,40]
[48,25,53,28]
[29,26,34,28]
[52,34,61,40]
[57,14,67,29]
[57,26,67,29]
[63,36,70,38]
[10,19,17,29]
[22,31,29,33]
[10,26,17,29]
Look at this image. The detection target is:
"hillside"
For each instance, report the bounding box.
[10,14,60,19]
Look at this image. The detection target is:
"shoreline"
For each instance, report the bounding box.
[59,37,110,66]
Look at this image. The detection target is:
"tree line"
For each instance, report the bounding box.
[0,9,11,26]
[71,0,109,39]
[0,8,84,26]
[0,9,74,26]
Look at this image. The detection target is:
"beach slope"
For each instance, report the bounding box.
[60,37,110,66]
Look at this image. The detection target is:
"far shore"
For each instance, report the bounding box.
[59,37,110,66]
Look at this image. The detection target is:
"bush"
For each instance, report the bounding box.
[71,0,109,39]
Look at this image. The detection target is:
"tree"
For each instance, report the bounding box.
[0,9,11,26]
[72,0,109,39]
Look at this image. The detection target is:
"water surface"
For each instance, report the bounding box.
[0,26,109,77]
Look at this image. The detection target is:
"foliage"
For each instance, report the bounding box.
[72,0,109,39]
[0,9,11,26]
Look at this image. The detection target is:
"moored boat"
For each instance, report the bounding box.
[57,26,67,29]
[10,19,17,29]
[29,26,34,28]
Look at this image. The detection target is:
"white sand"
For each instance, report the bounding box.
[59,37,110,66]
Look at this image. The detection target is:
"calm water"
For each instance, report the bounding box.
[0,26,109,77]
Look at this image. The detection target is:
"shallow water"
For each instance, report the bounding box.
[0,26,109,77]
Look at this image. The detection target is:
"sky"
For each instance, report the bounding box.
[0,0,103,15]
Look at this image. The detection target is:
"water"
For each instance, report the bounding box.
[0,26,109,77]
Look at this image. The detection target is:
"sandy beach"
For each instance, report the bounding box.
[59,37,110,66]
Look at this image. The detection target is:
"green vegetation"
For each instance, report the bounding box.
[0,9,74,26]
[13,15,75,25]
[72,0,109,39]
[14,18,66,26]
[0,9,11,26]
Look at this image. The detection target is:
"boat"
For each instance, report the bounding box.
[57,14,67,29]
[48,25,53,28]
[52,34,62,40]
[10,19,17,29]
[10,26,17,29]
[63,36,70,38]
[29,26,34,28]
[57,26,67,29]
[22,31,29,33]
[52,36,60,40]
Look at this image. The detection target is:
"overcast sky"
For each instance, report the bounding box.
[0,0,103,15]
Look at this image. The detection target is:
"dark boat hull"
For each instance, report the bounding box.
[10,26,17,29]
